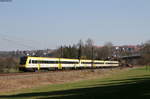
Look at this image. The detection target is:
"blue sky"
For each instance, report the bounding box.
[0,0,150,51]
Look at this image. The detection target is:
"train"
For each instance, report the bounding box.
[19,56,119,71]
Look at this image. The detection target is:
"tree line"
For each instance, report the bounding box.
[51,39,150,66]
[51,38,114,60]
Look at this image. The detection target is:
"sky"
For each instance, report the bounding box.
[0,0,150,51]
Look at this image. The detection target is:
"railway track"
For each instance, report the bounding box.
[0,67,121,77]
[0,69,86,77]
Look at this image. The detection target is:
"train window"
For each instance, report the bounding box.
[81,62,104,64]
[105,62,118,64]
[31,60,59,64]
[32,60,37,64]
[38,60,43,64]
[81,62,92,64]
[60,61,79,64]
[48,61,58,64]
[31,60,79,64]
[45,61,48,63]
[94,62,104,64]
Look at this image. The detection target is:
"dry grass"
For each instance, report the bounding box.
[0,68,130,93]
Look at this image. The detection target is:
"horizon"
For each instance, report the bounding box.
[0,43,142,52]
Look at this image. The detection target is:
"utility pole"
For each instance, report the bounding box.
[78,43,82,61]
[78,43,82,69]
[60,46,63,58]
[91,46,94,72]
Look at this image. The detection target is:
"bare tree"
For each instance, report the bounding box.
[139,40,150,65]
[84,38,94,59]
[96,42,113,60]
[86,38,94,47]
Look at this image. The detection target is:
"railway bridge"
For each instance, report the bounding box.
[119,54,142,66]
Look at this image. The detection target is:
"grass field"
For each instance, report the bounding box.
[0,66,150,99]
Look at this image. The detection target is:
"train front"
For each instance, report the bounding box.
[19,56,28,71]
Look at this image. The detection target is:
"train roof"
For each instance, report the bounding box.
[22,56,118,62]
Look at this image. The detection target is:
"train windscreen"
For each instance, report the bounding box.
[20,56,28,65]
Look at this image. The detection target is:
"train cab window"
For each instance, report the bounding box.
[20,56,28,65]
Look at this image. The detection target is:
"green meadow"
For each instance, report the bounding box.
[0,66,150,99]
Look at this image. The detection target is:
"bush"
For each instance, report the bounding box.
[0,56,19,73]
